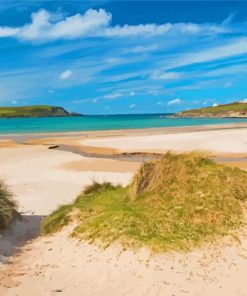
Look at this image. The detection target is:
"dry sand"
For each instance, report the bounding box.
[1,124,247,295]
[79,128,247,154]
[1,222,247,296]
[0,145,133,277]
[0,145,132,215]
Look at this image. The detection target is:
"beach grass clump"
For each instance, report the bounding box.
[0,180,18,231]
[41,152,247,251]
[130,151,247,201]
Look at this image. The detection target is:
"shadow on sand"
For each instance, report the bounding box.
[0,215,44,263]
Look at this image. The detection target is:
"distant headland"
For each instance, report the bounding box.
[174,102,247,118]
[0,105,82,118]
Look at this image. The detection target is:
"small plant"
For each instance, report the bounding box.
[0,180,18,231]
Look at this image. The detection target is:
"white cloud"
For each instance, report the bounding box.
[213,103,219,107]
[104,93,122,99]
[1,9,111,42]
[148,90,160,96]
[130,91,135,96]
[11,100,17,104]
[0,8,231,43]
[130,45,158,53]
[167,98,182,106]
[105,22,227,38]
[104,23,172,37]
[152,71,180,80]
[59,69,72,80]
[239,98,247,103]
[0,27,19,37]
[129,104,136,109]
[223,82,232,88]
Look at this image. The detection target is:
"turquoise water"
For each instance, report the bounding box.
[0,114,246,134]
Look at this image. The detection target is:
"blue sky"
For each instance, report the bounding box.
[0,1,247,114]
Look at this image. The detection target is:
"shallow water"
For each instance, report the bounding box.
[0,113,246,134]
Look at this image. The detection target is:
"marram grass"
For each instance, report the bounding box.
[0,180,18,231]
[41,152,247,252]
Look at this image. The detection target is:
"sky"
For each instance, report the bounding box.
[0,1,247,114]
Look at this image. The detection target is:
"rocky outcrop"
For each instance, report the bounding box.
[50,107,82,117]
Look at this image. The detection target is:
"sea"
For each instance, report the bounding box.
[0,114,246,134]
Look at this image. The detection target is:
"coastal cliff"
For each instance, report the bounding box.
[175,102,247,118]
[0,105,82,118]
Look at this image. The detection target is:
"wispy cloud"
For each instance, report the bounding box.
[166,38,247,70]
[104,93,123,100]
[129,45,158,54]
[152,71,181,80]
[167,98,182,106]
[59,69,72,80]
[224,82,233,88]
[104,23,172,37]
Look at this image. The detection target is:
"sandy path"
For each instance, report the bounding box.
[0,145,133,270]
[1,218,247,295]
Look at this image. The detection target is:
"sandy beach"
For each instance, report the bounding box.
[1,123,247,295]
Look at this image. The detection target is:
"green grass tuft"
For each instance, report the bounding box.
[41,153,247,252]
[83,181,120,195]
[0,180,18,231]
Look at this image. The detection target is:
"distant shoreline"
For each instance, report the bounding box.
[1,122,247,142]
[0,113,246,136]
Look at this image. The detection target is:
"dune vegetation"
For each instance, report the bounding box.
[0,180,18,231]
[41,152,247,252]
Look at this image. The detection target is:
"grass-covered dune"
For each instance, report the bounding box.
[0,180,18,231]
[41,152,247,252]
[0,105,81,118]
[176,102,247,118]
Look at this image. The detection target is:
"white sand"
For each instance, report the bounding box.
[0,145,132,279]
[80,128,247,154]
[0,145,132,215]
[1,128,247,295]
[1,219,247,296]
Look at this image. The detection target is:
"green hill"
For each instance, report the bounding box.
[0,105,82,118]
[176,102,247,118]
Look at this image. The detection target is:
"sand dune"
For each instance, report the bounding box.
[1,215,247,296]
